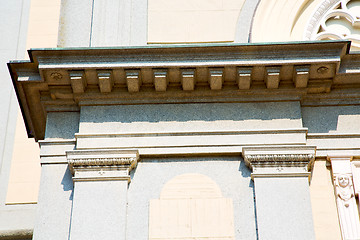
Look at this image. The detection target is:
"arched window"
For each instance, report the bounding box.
[149,173,235,239]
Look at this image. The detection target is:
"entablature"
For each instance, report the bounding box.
[8,41,360,140]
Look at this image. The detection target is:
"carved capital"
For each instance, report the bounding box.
[66,150,139,182]
[67,157,138,174]
[242,146,316,173]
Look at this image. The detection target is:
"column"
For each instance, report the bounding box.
[242,146,316,240]
[66,150,139,240]
[328,156,360,240]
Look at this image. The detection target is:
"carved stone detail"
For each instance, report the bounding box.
[242,147,316,180]
[244,153,315,170]
[329,156,360,240]
[334,174,354,204]
[66,150,139,182]
[306,0,360,50]
[245,153,314,162]
[50,72,63,80]
[68,157,138,174]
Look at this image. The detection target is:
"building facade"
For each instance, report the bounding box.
[2,0,360,239]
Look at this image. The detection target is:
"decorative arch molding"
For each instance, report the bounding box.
[305,0,360,50]
[250,0,322,42]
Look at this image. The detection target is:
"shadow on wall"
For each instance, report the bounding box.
[61,167,74,201]
[80,102,301,123]
[45,112,80,139]
[302,105,360,133]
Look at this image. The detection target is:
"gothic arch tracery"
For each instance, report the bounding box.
[305,0,360,50]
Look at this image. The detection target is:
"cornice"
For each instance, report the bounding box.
[8,41,360,141]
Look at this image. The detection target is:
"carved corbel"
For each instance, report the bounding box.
[328,156,360,240]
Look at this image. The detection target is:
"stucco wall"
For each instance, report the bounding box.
[127,156,257,239]
[79,101,303,134]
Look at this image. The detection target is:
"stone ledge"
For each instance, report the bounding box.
[251,172,311,180]
[0,229,32,240]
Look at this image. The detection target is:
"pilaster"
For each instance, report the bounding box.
[67,150,138,240]
[328,156,360,240]
[243,146,316,240]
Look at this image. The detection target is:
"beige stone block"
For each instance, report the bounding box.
[31,0,61,7]
[336,115,360,133]
[148,9,240,43]
[237,68,252,89]
[148,11,189,43]
[265,67,281,89]
[160,174,222,199]
[28,6,61,21]
[6,111,41,204]
[186,11,228,42]
[221,10,241,39]
[209,68,224,90]
[154,70,168,92]
[98,71,113,93]
[181,69,195,91]
[149,174,235,239]
[27,20,60,36]
[7,163,40,184]
[126,71,141,93]
[27,35,58,48]
[193,10,239,42]
[187,11,223,41]
[149,199,192,238]
[150,198,235,239]
[26,1,60,50]
[294,66,310,88]
[6,182,39,204]
[191,198,234,237]
[310,161,342,240]
[222,0,245,10]
[70,71,87,93]
[149,0,222,11]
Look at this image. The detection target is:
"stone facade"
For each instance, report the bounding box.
[2,0,360,239]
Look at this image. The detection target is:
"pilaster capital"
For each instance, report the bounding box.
[66,150,139,182]
[327,155,353,163]
[242,146,316,178]
[327,156,353,175]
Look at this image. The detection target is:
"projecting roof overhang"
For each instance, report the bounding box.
[8,40,360,141]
